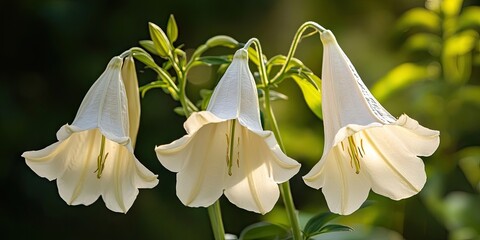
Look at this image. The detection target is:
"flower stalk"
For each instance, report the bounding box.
[245,38,302,240]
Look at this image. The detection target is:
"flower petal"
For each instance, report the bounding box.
[22,141,69,181]
[56,130,103,206]
[100,144,158,213]
[393,114,440,156]
[207,49,263,132]
[224,127,279,214]
[361,126,428,200]
[122,56,141,147]
[174,122,229,207]
[320,147,371,215]
[70,57,130,146]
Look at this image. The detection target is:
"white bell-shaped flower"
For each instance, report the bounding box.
[155,49,300,214]
[303,30,440,215]
[22,56,158,213]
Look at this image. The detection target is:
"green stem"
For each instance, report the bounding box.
[246,38,302,240]
[264,88,302,240]
[207,200,226,240]
[271,21,327,84]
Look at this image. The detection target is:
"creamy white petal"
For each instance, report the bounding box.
[100,143,158,213]
[174,122,229,207]
[360,127,427,200]
[56,130,104,206]
[319,147,371,215]
[70,57,130,146]
[121,56,141,147]
[23,141,69,181]
[392,114,440,156]
[320,30,396,151]
[224,126,276,214]
[207,49,263,132]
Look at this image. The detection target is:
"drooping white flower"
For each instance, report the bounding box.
[22,56,158,213]
[303,30,440,215]
[155,49,300,214]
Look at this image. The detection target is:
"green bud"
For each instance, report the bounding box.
[167,14,178,43]
[148,22,171,58]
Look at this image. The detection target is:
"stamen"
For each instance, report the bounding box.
[226,120,237,176]
[341,136,363,174]
[94,135,109,179]
[236,137,240,168]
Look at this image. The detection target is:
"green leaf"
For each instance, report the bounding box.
[303,212,337,236]
[457,6,480,31]
[371,63,439,101]
[173,106,185,116]
[396,8,441,34]
[199,89,213,110]
[444,30,478,56]
[167,14,178,43]
[206,35,239,48]
[138,81,168,98]
[402,33,442,56]
[130,47,159,69]
[148,22,171,58]
[139,40,158,56]
[291,72,323,119]
[239,222,290,240]
[441,0,463,17]
[457,147,480,192]
[197,56,232,65]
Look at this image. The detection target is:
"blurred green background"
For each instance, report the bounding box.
[2,0,479,239]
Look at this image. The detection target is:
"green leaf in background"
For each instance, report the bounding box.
[444,30,478,56]
[441,0,463,17]
[239,222,290,240]
[457,147,480,192]
[197,55,232,65]
[198,89,213,110]
[206,35,239,48]
[291,72,323,119]
[303,213,353,239]
[371,63,439,101]
[457,6,480,31]
[148,22,172,58]
[402,33,442,57]
[167,14,178,44]
[396,8,441,34]
[139,40,159,56]
[131,47,159,69]
[303,212,337,236]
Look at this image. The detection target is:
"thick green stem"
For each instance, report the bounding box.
[208,200,226,240]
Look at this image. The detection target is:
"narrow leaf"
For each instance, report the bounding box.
[371,63,438,101]
[395,8,441,34]
[139,40,159,56]
[239,222,290,240]
[197,56,232,65]
[206,35,239,48]
[291,72,323,119]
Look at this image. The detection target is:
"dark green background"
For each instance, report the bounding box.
[2,0,479,239]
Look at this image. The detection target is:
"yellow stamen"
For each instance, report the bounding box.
[341,136,363,174]
[94,135,109,179]
[226,120,237,176]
